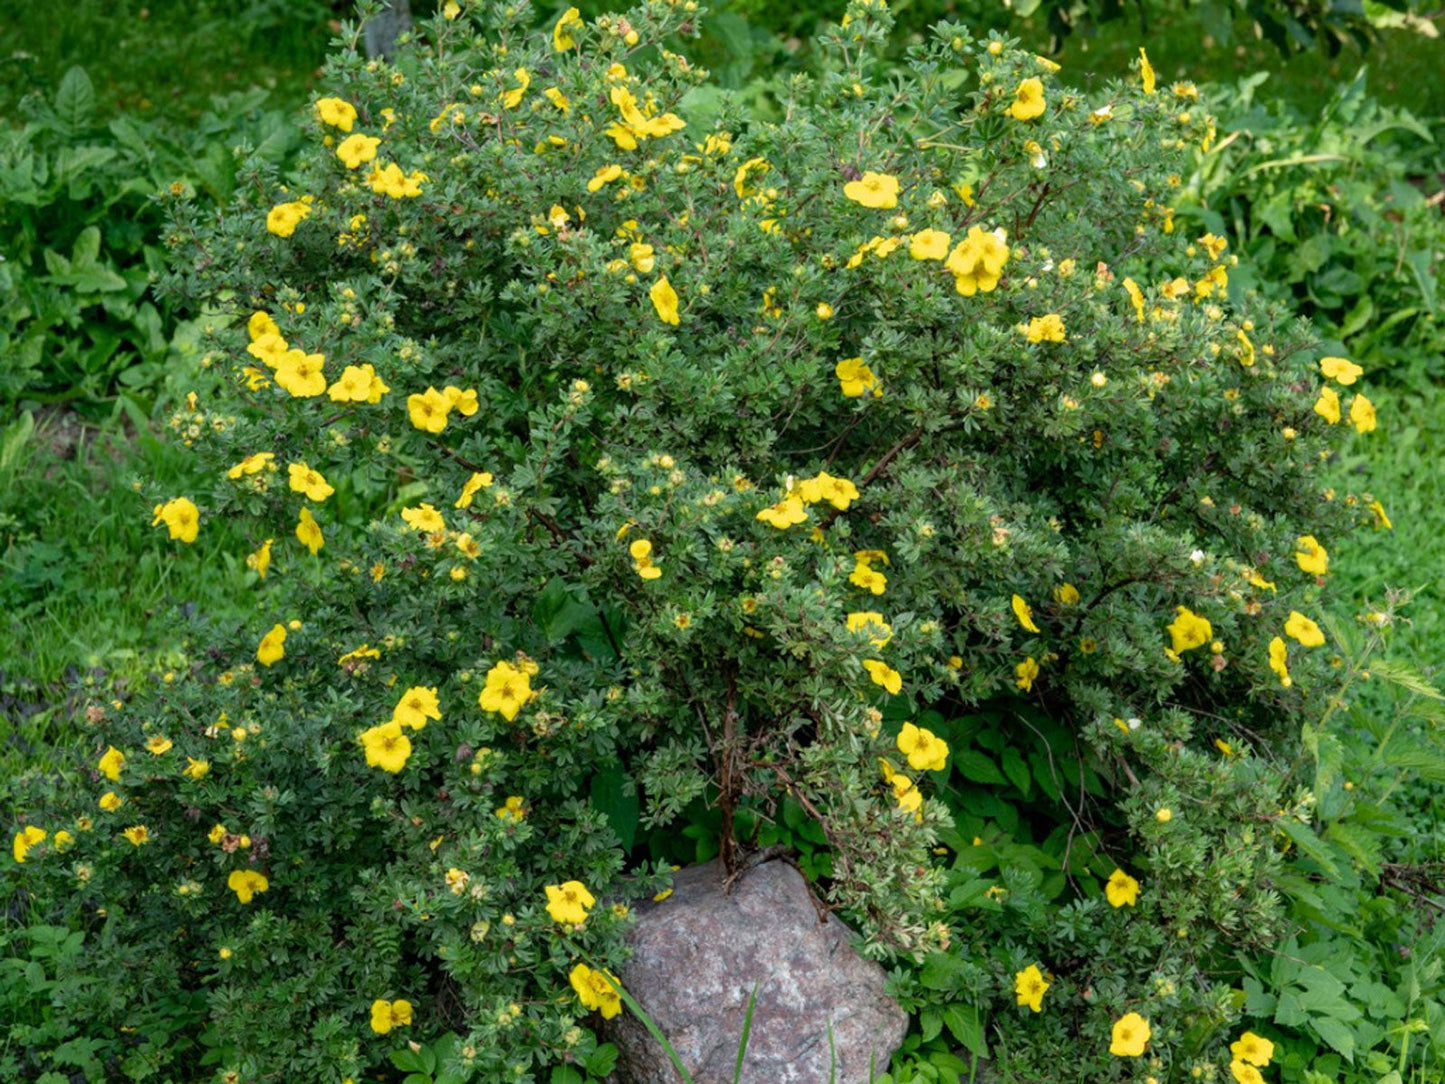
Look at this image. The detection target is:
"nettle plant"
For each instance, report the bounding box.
[10,0,1389,1079]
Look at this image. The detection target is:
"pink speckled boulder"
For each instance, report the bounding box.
[609,859,906,1083]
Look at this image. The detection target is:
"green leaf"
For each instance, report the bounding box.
[956,751,1005,786]
[942,1004,986,1056]
[1278,819,1340,877]
[550,1068,585,1084]
[1367,660,1443,700]
[389,1047,435,1075]
[919,1007,943,1043]
[590,766,640,852]
[1310,1016,1356,1061]
[1000,747,1030,796]
[586,1044,619,1077]
[919,951,966,992]
[52,66,96,136]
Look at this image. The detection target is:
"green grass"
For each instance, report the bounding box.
[1328,380,1445,672]
[0,0,333,122]
[1045,22,1445,118]
[0,412,259,775]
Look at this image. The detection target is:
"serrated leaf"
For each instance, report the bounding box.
[1310,1015,1356,1061]
[1000,747,1030,796]
[1278,819,1340,878]
[1367,660,1443,700]
[52,66,96,136]
[1380,738,1445,783]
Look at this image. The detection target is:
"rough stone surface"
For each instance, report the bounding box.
[608,859,907,1084]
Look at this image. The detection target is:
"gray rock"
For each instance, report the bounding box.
[608,859,907,1083]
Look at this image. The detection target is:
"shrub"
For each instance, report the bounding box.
[9,1,1390,1080]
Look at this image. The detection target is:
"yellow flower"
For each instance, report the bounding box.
[145,735,173,755]
[98,745,126,781]
[1007,78,1046,121]
[296,507,324,555]
[257,623,287,667]
[1319,356,1363,385]
[407,387,452,433]
[946,226,1010,296]
[1110,1012,1151,1056]
[287,462,334,502]
[274,349,327,397]
[442,385,479,416]
[152,497,200,543]
[846,611,892,648]
[553,6,582,50]
[1230,1031,1275,1067]
[863,659,903,695]
[794,471,859,510]
[1053,583,1080,606]
[835,356,881,398]
[1138,47,1156,94]
[1016,656,1039,692]
[122,825,149,847]
[266,200,311,238]
[1014,964,1049,1012]
[52,830,73,852]
[909,228,951,261]
[328,364,386,403]
[545,880,596,925]
[502,68,530,109]
[1236,328,1256,367]
[495,796,526,821]
[208,823,227,844]
[1229,1061,1265,1084]
[1369,500,1392,530]
[477,661,532,721]
[336,133,380,170]
[843,171,900,209]
[733,156,768,199]
[756,496,808,530]
[1156,807,1173,823]
[1313,386,1341,424]
[227,452,275,479]
[1349,393,1376,434]
[1123,277,1145,320]
[1012,594,1041,633]
[183,757,210,780]
[1166,606,1212,654]
[314,97,356,131]
[1295,535,1328,576]
[630,538,663,580]
[455,471,495,509]
[227,869,270,904]
[401,503,445,532]
[1022,314,1066,344]
[849,551,889,595]
[650,276,680,325]
[1284,612,1325,647]
[392,686,441,730]
[897,722,948,772]
[99,791,123,812]
[1105,868,1139,907]
[246,538,273,579]
[369,998,413,1034]
[588,163,623,193]
[12,826,46,863]
[1268,636,1292,688]
[569,964,623,1019]
[360,721,412,773]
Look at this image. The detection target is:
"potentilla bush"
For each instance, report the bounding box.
[9,0,1390,1079]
